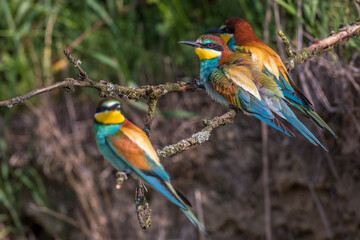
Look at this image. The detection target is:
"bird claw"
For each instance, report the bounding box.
[228,104,239,112]
[115,171,128,189]
[189,78,204,88]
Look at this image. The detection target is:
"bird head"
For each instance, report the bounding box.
[204,18,252,45]
[94,99,125,125]
[179,35,227,61]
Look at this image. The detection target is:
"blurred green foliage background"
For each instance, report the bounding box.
[1,0,358,99]
[0,0,359,239]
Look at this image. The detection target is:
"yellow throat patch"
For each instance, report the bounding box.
[95,111,125,124]
[220,34,233,45]
[195,48,221,61]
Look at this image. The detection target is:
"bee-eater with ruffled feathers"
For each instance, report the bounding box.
[93,99,206,233]
[179,35,329,150]
[204,18,336,138]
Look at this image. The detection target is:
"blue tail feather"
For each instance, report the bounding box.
[241,95,294,137]
[182,207,209,235]
[265,69,335,138]
[134,169,207,233]
[279,101,328,151]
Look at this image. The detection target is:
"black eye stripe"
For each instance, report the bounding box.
[96,106,106,113]
[201,43,224,51]
[225,27,234,33]
[213,44,224,51]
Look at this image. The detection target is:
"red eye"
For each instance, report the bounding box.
[207,43,214,48]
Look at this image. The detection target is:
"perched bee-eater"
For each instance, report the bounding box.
[93,99,206,233]
[204,18,336,138]
[179,35,329,150]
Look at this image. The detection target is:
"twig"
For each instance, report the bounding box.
[280,19,360,70]
[67,19,107,52]
[66,1,143,52]
[29,203,92,238]
[143,97,159,136]
[308,183,333,239]
[355,0,360,16]
[64,50,88,80]
[277,31,295,59]
[0,79,78,107]
[135,180,151,229]
[157,109,237,158]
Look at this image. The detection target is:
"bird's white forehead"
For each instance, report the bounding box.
[104,100,120,108]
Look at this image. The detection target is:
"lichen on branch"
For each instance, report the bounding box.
[0,19,358,167]
[0,18,359,232]
[278,19,360,71]
[157,109,237,158]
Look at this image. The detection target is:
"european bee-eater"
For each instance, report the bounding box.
[179,35,328,150]
[204,18,336,138]
[93,99,206,233]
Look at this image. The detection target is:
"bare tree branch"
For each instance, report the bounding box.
[143,97,159,136]
[2,20,358,108]
[1,18,359,233]
[0,18,358,156]
[279,19,360,70]
[0,77,200,108]
[157,109,237,158]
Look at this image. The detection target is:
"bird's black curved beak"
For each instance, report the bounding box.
[178,41,202,48]
[203,28,223,34]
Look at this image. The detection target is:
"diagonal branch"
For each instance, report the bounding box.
[157,109,237,158]
[278,19,360,70]
[64,50,88,79]
[66,1,143,52]
[0,17,359,234]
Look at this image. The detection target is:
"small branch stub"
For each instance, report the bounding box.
[115,171,128,189]
[277,30,295,59]
[143,97,159,136]
[64,49,88,80]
